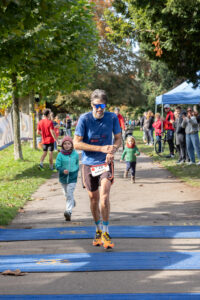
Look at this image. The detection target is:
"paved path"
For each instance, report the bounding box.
[1,150,200,295]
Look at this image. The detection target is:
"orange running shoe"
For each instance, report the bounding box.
[93,230,102,246]
[101,232,114,249]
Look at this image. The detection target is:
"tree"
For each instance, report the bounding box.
[105,0,200,85]
[137,56,180,109]
[0,0,98,159]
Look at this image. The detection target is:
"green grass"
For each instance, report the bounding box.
[0,142,57,226]
[133,128,200,187]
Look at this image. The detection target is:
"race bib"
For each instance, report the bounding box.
[90,163,110,177]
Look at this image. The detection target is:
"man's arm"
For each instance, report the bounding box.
[73,135,117,154]
[50,128,58,142]
[37,129,42,135]
[113,132,122,150]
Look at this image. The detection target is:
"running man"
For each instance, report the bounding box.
[74,89,122,249]
[37,109,58,170]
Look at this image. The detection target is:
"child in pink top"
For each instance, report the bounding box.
[152,113,163,153]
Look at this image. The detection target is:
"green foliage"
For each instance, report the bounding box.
[138,57,179,109]
[91,71,144,107]
[0,0,98,96]
[0,142,55,225]
[0,76,12,109]
[106,0,200,85]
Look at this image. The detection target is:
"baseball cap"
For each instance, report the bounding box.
[164,104,170,109]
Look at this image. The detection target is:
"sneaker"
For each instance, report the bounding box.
[38,164,44,171]
[176,160,184,165]
[93,230,102,247]
[50,166,57,172]
[131,175,135,183]
[187,161,195,165]
[166,154,174,158]
[196,161,200,165]
[64,211,71,221]
[101,232,114,249]
[124,171,128,178]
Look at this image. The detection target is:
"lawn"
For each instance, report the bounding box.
[0,142,57,226]
[133,127,200,187]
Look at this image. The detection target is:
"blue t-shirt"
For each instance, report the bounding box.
[75,111,121,165]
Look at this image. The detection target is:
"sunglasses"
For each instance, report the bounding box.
[93,103,106,109]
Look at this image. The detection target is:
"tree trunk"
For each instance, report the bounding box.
[12,73,23,160]
[29,91,37,149]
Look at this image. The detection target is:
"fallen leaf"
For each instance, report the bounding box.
[2,269,27,276]
[50,189,57,191]
[139,184,143,187]
[18,208,25,213]
[180,191,184,193]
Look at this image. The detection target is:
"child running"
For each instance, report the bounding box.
[120,136,140,183]
[55,136,79,221]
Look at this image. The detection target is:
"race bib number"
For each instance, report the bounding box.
[90,163,109,177]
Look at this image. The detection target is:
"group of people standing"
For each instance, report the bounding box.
[141,105,200,164]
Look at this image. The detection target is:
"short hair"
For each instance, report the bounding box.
[176,106,181,110]
[90,89,107,103]
[43,109,51,117]
[155,113,160,118]
[114,107,120,112]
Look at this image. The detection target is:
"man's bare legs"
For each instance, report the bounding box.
[40,151,47,166]
[88,178,113,248]
[87,189,100,223]
[87,178,111,223]
[49,151,54,168]
[39,151,54,169]
[100,178,111,222]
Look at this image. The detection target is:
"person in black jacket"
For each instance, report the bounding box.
[143,110,154,145]
[174,106,188,164]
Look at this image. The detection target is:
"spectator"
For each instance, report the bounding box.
[181,107,200,165]
[114,107,125,131]
[164,104,175,158]
[174,107,188,164]
[66,115,72,137]
[143,110,154,146]
[140,112,147,143]
[152,113,163,153]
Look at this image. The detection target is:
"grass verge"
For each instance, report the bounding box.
[133,128,200,188]
[0,142,57,226]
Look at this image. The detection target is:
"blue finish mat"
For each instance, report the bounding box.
[1,294,200,300]
[1,251,200,272]
[1,226,200,241]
